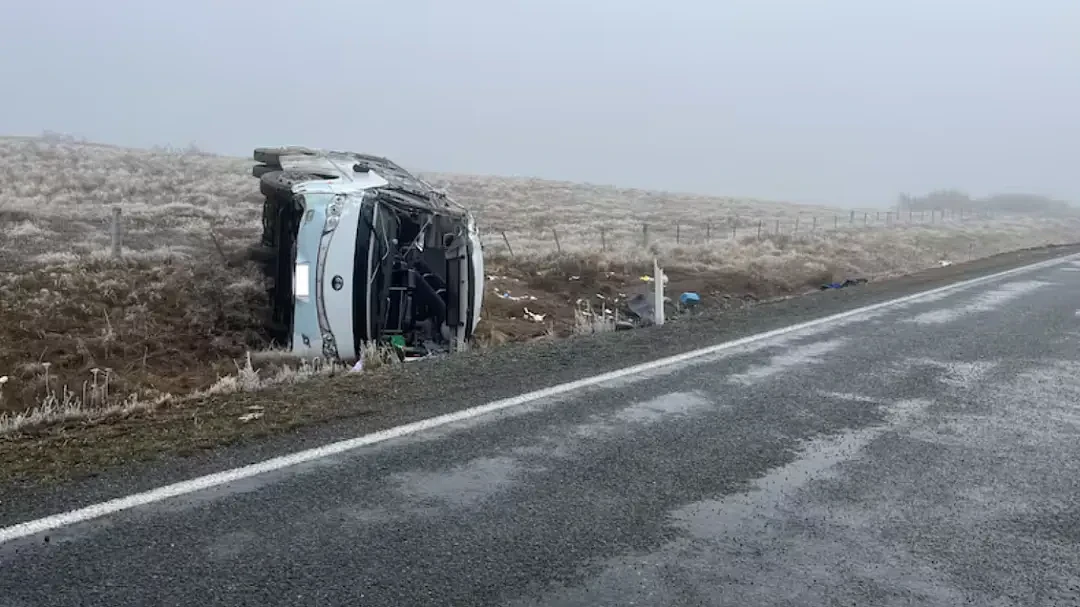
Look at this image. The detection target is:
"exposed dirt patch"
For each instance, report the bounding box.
[475,253,837,344]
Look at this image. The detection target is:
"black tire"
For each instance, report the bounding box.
[252,164,276,178]
[253,146,316,167]
[247,244,277,263]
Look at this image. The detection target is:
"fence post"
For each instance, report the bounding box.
[812,216,818,231]
[757,220,762,239]
[500,230,515,257]
[849,210,855,224]
[705,223,711,242]
[552,228,561,253]
[642,223,650,247]
[111,206,123,258]
[834,215,838,229]
[794,216,800,232]
[775,219,780,234]
[676,223,681,244]
[731,217,737,239]
[600,227,607,252]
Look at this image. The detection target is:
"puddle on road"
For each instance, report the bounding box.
[727,338,848,386]
[904,280,1052,325]
[523,391,717,448]
[391,456,522,507]
[384,391,718,510]
[897,358,999,389]
[504,393,948,607]
[613,394,708,424]
[908,358,1080,451]
[670,396,931,539]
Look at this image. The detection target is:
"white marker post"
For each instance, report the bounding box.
[653,257,665,326]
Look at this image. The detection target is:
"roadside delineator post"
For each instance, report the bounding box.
[653,257,665,326]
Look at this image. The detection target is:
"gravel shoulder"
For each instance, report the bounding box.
[2,243,1079,527]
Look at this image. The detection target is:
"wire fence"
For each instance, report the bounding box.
[92,206,1002,261]
[480,208,1000,256]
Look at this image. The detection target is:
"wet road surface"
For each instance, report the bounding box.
[3,257,1080,606]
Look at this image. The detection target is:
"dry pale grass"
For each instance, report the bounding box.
[1,133,1078,434]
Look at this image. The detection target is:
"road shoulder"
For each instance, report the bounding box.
[2,243,1078,527]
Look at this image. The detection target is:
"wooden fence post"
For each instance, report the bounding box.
[757,220,763,239]
[706,223,711,242]
[552,228,562,253]
[676,223,681,244]
[600,227,607,251]
[642,223,650,247]
[111,207,123,259]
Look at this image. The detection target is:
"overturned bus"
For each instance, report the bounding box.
[248,147,484,361]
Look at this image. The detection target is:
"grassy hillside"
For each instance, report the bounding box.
[1,135,1078,433]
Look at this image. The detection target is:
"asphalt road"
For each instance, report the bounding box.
[4,254,1080,606]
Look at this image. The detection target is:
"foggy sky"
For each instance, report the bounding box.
[1,0,1077,207]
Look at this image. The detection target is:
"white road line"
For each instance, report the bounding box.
[1,252,1077,545]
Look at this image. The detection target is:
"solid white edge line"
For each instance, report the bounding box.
[1,251,1077,545]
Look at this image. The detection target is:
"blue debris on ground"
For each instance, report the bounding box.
[679,292,702,306]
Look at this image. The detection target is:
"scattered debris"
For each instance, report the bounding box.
[679,292,702,306]
[523,307,546,322]
[569,275,581,281]
[627,292,672,323]
[820,278,869,290]
[238,410,264,423]
[495,291,538,301]
[351,359,364,372]
[939,260,953,267]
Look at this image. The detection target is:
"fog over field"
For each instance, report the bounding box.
[1,0,1077,206]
